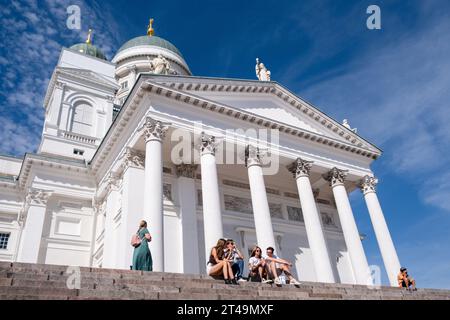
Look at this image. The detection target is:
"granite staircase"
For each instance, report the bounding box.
[1,262,449,300]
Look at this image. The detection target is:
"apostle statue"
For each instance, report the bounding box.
[147,54,171,75]
[342,119,357,133]
[255,57,271,81]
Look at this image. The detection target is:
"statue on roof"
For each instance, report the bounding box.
[255,58,271,81]
[147,54,171,75]
[342,119,357,133]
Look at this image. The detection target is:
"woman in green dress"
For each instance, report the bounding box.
[132,220,153,271]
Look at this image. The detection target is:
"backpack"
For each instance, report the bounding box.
[131,233,142,247]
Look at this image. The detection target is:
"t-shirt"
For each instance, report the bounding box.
[224,248,241,262]
[263,254,281,268]
[248,256,261,268]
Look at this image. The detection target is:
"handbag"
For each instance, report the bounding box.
[130,233,142,247]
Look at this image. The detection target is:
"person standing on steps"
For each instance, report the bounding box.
[131,220,153,271]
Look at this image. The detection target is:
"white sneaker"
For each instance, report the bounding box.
[262,279,273,284]
[289,279,301,285]
[274,277,282,285]
[238,278,247,282]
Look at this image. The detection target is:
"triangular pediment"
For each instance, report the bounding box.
[143,75,380,154]
[57,67,119,89]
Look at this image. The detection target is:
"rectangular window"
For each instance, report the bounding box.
[0,233,10,249]
[73,148,84,156]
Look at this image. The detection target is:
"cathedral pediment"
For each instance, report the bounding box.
[141,75,381,156]
[56,67,119,89]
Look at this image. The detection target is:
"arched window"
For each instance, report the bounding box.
[71,101,93,136]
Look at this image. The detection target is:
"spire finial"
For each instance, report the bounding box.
[147,18,154,36]
[86,28,93,44]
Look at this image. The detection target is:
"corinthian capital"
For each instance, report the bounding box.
[119,147,145,170]
[323,167,348,187]
[245,145,267,168]
[359,175,378,194]
[26,188,52,206]
[287,158,313,178]
[200,132,219,156]
[141,117,170,142]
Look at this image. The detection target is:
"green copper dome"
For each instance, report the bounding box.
[116,36,183,58]
[70,43,107,60]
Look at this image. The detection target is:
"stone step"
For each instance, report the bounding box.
[1,262,449,300]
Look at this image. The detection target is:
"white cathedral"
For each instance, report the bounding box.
[0,21,402,287]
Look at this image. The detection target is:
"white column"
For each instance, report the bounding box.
[102,173,121,268]
[325,167,371,285]
[245,145,276,251]
[141,117,169,272]
[199,133,224,261]
[176,164,200,274]
[360,175,401,287]
[127,65,138,87]
[288,159,335,283]
[116,148,146,270]
[17,189,51,263]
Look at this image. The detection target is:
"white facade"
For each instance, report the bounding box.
[0,32,401,286]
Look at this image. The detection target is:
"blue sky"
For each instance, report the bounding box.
[1,0,449,289]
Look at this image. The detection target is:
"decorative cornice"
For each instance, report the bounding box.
[287,158,313,179]
[359,175,378,195]
[16,153,89,190]
[175,163,198,178]
[245,145,266,168]
[200,132,219,156]
[119,147,145,171]
[323,167,348,187]
[140,117,170,142]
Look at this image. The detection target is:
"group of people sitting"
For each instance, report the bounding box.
[207,238,300,285]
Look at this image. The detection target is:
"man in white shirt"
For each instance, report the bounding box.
[264,247,300,285]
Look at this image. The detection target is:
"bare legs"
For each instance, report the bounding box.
[209,260,234,280]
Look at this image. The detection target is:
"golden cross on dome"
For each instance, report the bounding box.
[86,28,93,44]
[147,18,154,36]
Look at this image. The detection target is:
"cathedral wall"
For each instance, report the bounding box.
[0,188,22,262]
[36,196,93,266]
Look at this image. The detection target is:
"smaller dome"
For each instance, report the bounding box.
[70,43,107,60]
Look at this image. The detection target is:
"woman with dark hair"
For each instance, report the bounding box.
[207,238,238,285]
[131,220,153,271]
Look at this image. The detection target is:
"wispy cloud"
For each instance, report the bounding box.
[294,5,450,212]
[0,0,122,157]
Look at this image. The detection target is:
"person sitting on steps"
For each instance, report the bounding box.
[398,267,417,291]
[207,238,239,285]
[223,239,246,282]
[264,247,300,285]
[248,246,272,283]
